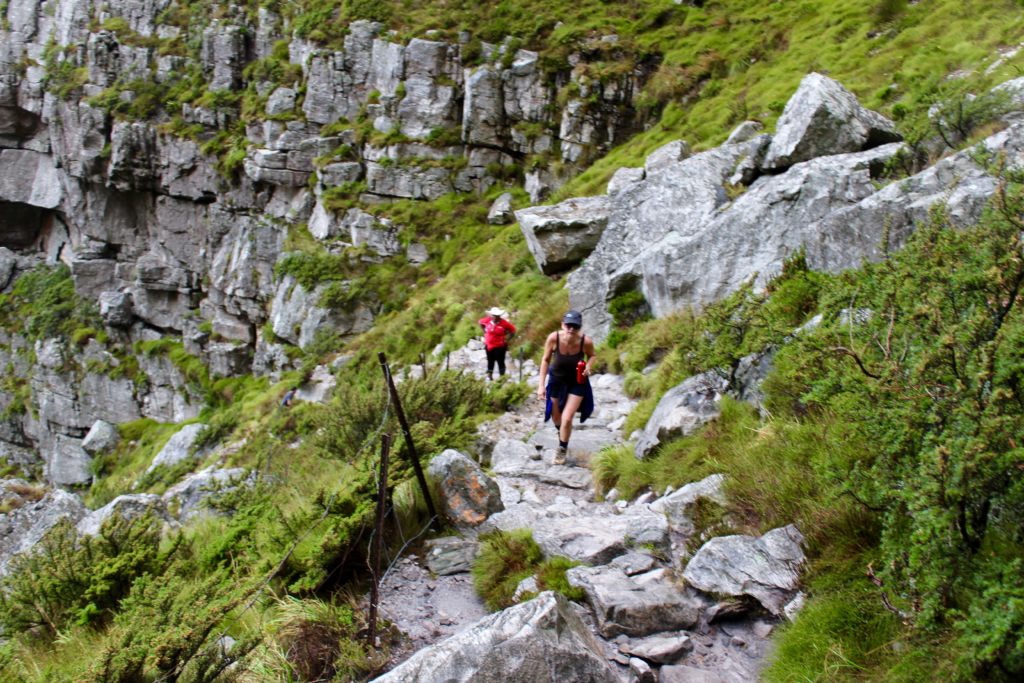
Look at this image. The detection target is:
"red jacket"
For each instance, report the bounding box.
[479,317,516,350]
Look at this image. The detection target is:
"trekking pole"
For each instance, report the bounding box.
[377,352,440,529]
[367,432,390,647]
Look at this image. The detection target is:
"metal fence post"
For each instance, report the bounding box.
[377,352,440,529]
[367,432,390,647]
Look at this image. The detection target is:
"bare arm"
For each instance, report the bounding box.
[537,332,556,398]
[583,336,597,377]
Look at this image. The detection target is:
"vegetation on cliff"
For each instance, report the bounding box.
[3,0,1024,681]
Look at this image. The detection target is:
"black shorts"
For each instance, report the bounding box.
[548,375,585,399]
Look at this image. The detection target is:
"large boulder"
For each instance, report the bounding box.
[76,493,168,536]
[81,419,120,455]
[565,139,757,339]
[566,565,703,637]
[373,591,621,683]
[0,489,86,577]
[649,474,727,536]
[763,72,901,170]
[633,142,905,327]
[147,423,206,473]
[635,372,729,459]
[46,435,93,487]
[487,192,514,225]
[683,524,806,616]
[516,195,610,275]
[427,449,504,527]
[162,466,251,521]
[807,122,1024,271]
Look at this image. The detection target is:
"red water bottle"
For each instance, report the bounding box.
[576,360,586,383]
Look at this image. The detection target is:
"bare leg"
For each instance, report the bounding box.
[559,394,584,446]
[550,400,563,432]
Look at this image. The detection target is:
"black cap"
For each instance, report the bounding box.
[562,310,583,326]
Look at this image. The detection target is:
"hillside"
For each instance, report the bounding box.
[1,0,1024,680]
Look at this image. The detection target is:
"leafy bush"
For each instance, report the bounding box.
[763,172,1024,677]
[86,566,259,682]
[0,513,178,635]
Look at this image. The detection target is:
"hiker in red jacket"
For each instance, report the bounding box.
[478,307,516,380]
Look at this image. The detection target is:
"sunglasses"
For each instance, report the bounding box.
[564,323,580,330]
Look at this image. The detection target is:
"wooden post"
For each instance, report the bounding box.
[377,352,440,528]
[367,432,390,647]
[420,352,427,377]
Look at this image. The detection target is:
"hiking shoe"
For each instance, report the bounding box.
[553,447,567,466]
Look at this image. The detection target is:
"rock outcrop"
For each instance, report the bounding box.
[522,73,1024,342]
[428,449,504,527]
[374,592,622,683]
[682,525,806,616]
[0,2,657,484]
[635,372,729,459]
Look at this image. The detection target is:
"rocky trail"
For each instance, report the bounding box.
[373,342,805,682]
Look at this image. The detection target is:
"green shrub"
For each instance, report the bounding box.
[472,529,544,611]
[86,566,260,682]
[0,265,99,342]
[536,556,585,601]
[0,513,178,636]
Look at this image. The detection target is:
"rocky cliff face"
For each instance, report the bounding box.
[519,73,1024,341]
[0,0,651,484]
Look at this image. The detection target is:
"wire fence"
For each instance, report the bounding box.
[209,351,446,671]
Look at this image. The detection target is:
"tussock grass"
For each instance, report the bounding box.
[472,529,583,611]
[473,529,543,611]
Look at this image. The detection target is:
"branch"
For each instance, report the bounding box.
[866,562,912,621]
[829,346,882,379]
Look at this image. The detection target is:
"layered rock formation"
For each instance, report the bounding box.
[0,0,652,484]
[520,73,1024,341]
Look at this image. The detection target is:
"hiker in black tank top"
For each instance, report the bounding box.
[537,310,596,465]
[550,330,587,383]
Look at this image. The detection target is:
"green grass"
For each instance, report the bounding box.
[764,556,954,682]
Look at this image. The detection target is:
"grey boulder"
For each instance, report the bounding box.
[487,192,514,225]
[683,524,806,615]
[81,419,120,455]
[635,372,729,459]
[649,473,727,536]
[424,536,479,576]
[566,565,703,637]
[763,72,900,170]
[373,591,621,683]
[76,493,167,536]
[427,449,504,527]
[0,489,86,577]
[147,423,206,473]
[516,195,610,275]
[162,466,251,521]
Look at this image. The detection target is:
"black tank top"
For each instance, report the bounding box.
[551,332,585,382]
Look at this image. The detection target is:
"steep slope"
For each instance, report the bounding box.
[1,0,1024,681]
